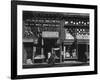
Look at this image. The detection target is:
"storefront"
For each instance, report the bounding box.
[23,11,90,65]
[63,15,89,62]
[23,11,62,64]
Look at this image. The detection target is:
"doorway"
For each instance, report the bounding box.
[78,44,87,62]
[43,38,58,61]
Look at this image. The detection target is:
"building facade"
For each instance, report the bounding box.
[22,11,89,65]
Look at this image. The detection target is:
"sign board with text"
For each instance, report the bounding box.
[42,31,59,38]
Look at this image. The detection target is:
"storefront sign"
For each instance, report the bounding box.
[42,31,59,38]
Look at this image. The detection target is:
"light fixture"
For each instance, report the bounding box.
[70,21,73,24]
[84,22,86,25]
[73,22,75,24]
[65,21,68,24]
[82,21,84,24]
[78,21,81,24]
[76,22,79,25]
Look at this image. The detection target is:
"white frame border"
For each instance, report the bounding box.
[17,5,94,75]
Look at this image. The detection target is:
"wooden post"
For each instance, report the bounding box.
[41,38,44,62]
[60,45,62,63]
[60,19,65,63]
[64,46,66,59]
[33,46,36,64]
[23,46,27,65]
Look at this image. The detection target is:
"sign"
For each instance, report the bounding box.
[42,31,59,38]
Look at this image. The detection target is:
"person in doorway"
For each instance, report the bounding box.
[47,52,51,64]
[47,51,56,65]
[61,51,64,62]
[51,51,56,65]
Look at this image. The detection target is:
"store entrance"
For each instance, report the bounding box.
[78,44,87,62]
[43,38,58,61]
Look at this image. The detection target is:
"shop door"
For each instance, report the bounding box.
[44,38,57,61]
[78,44,87,62]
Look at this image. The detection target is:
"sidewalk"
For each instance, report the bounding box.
[23,61,89,69]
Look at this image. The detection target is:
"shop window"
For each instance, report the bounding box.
[23,43,33,65]
[64,45,77,59]
[34,47,45,63]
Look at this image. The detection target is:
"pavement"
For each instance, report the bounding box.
[23,61,89,69]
